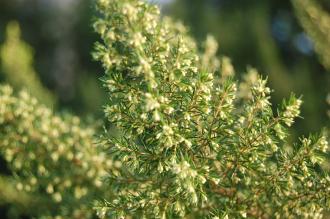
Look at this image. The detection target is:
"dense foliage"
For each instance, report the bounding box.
[0,84,109,218]
[0,0,329,218]
[93,0,329,218]
[167,0,330,136]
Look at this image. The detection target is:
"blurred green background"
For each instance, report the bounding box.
[0,0,329,217]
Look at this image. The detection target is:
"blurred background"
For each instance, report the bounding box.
[0,0,329,217]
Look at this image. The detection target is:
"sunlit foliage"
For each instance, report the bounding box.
[93,0,330,218]
[0,84,109,218]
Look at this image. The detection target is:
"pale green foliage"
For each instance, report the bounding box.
[0,176,30,208]
[93,0,330,218]
[292,0,330,71]
[0,0,328,218]
[200,35,220,73]
[0,84,110,219]
[0,21,55,107]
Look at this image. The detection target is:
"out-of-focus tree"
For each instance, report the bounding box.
[0,84,109,218]
[0,21,55,107]
[293,0,330,71]
[0,0,106,116]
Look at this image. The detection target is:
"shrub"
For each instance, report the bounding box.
[92,0,329,218]
[0,0,329,218]
[0,84,109,218]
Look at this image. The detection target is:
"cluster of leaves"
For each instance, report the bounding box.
[0,84,110,218]
[93,0,329,218]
